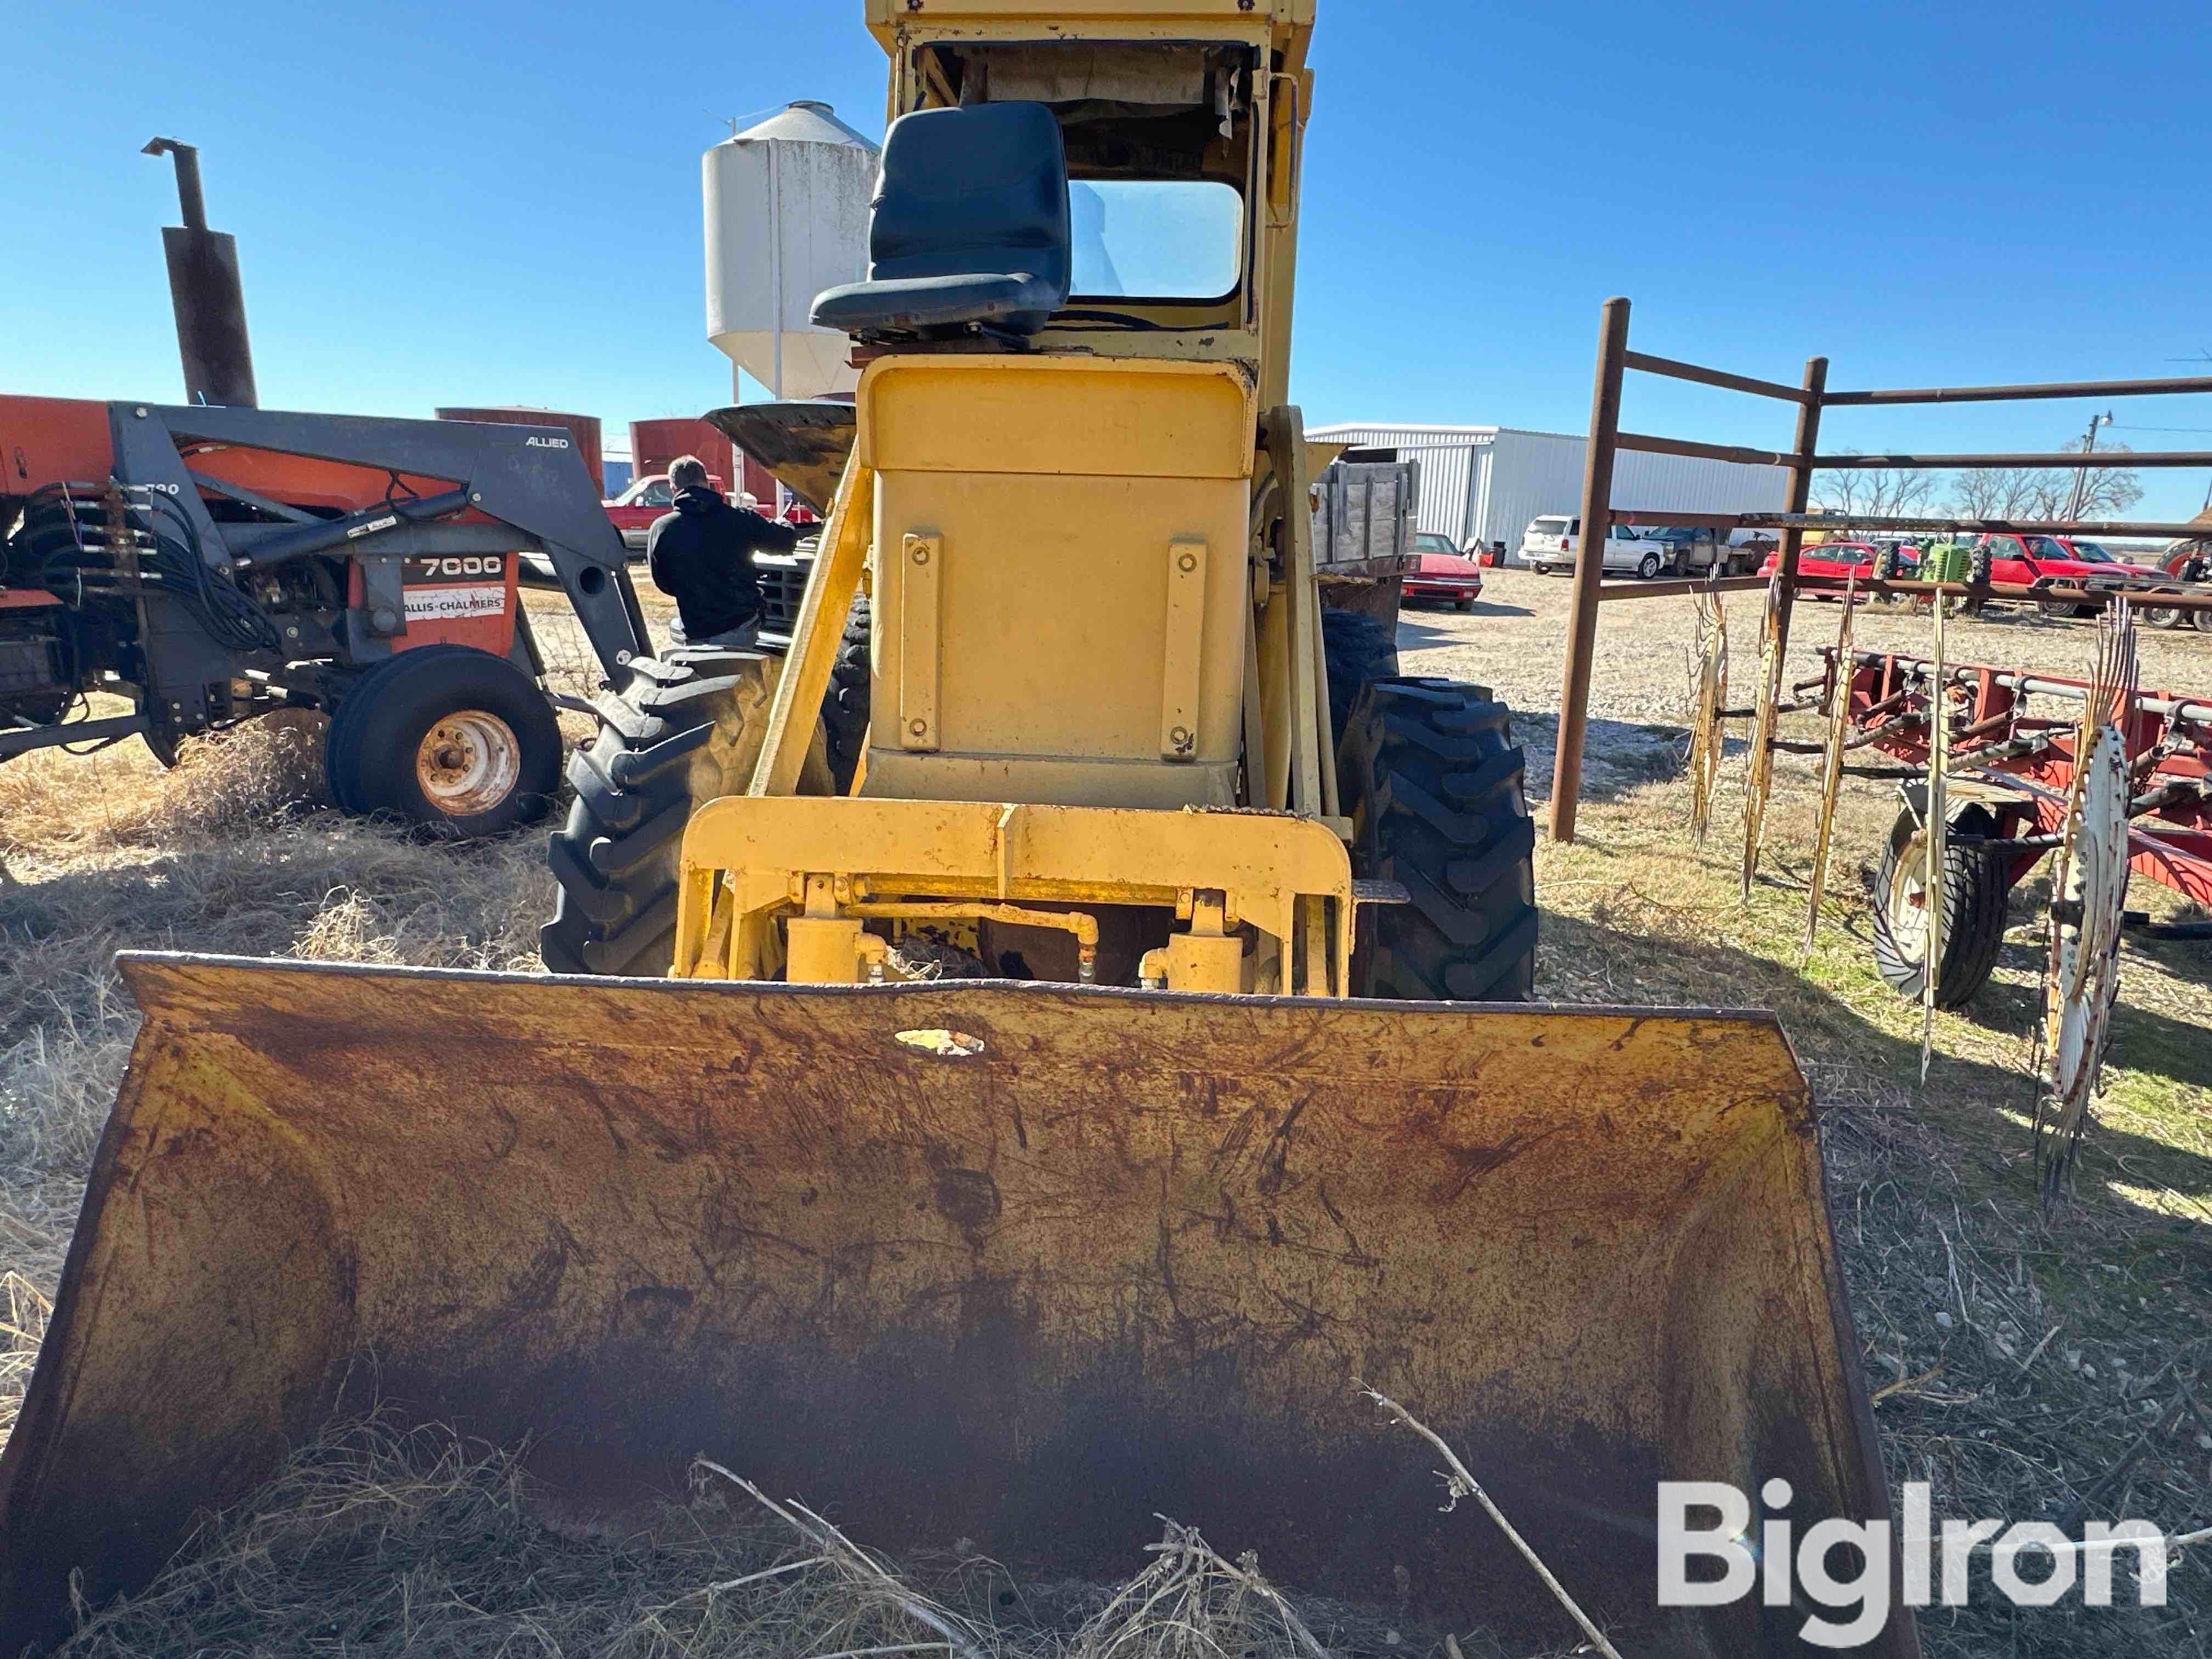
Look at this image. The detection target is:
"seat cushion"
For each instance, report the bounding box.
[812,270,1065,335]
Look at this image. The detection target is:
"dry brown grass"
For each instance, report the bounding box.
[1417,571,2211,1657]
[2,573,2207,1656]
[53,1417,1565,1659]
[0,716,557,1415]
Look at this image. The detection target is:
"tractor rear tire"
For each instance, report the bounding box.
[1871,800,2011,1009]
[1321,608,1399,750]
[540,651,772,977]
[822,596,872,797]
[1339,679,1539,1003]
[324,645,561,839]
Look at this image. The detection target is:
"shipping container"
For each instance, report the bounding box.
[1308,424,1790,567]
[435,407,604,501]
[631,418,737,490]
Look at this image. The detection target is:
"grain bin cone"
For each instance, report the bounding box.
[0,955,1911,1655]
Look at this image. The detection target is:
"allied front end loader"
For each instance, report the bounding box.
[0,4,1912,1655]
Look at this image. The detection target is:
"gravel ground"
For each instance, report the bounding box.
[1400,566,2212,805]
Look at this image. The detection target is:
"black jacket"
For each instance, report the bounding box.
[646,487,801,641]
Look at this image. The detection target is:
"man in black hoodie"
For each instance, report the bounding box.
[646,456,802,648]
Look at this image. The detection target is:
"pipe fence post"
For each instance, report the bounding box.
[1549,298,1631,845]
[1773,357,1830,659]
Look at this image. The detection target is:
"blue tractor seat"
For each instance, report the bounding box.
[812,103,1074,340]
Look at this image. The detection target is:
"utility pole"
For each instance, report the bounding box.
[2063,411,2114,522]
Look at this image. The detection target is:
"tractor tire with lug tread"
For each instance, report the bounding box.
[822,596,872,797]
[1321,607,1400,752]
[324,645,561,838]
[1871,798,2011,1009]
[1338,678,1538,1003]
[540,650,777,978]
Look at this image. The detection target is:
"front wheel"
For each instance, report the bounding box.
[541,651,772,976]
[1339,679,1538,1002]
[1870,801,2013,1010]
[1637,551,1664,580]
[324,645,561,838]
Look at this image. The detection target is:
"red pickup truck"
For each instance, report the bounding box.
[1974,534,2164,588]
[1969,535,2169,617]
[603,472,727,554]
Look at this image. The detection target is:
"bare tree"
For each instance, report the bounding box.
[1949,466,2052,519]
[1945,437,2143,524]
[2066,439,2145,520]
[1811,453,1940,524]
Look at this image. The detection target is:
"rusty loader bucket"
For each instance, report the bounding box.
[0,957,1908,1655]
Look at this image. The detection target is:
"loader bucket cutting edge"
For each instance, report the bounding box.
[0,954,1909,1656]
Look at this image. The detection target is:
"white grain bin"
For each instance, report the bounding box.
[704,101,879,402]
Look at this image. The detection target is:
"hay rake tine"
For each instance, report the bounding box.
[2036,600,2140,1200]
[1687,584,1729,847]
[1740,569,1786,900]
[1803,573,1858,957]
[1920,598,1948,1085]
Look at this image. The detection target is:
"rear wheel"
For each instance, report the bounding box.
[1338,679,1538,1003]
[2142,591,2186,630]
[1321,607,1399,750]
[1871,800,2012,1009]
[541,651,766,977]
[324,645,561,838]
[822,596,872,796]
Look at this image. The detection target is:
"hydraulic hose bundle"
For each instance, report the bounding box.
[15,483,281,654]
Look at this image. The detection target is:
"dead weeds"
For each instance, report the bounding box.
[1,576,2205,1656]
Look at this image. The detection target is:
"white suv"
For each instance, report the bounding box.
[1521,516,1574,572]
[1521,517,1666,578]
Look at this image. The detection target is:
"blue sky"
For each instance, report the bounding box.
[8,0,2208,523]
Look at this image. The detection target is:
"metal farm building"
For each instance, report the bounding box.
[1307,423,1790,566]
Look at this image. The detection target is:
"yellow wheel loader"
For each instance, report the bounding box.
[0,5,1912,1654]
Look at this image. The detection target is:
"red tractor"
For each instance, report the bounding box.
[1,140,654,837]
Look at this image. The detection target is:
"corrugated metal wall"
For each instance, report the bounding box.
[1477,431,1587,559]
[1313,423,1791,566]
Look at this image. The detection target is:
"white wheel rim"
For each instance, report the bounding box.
[1888,835,1932,964]
[415,709,522,817]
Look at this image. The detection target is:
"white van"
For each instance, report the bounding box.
[1520,516,1665,578]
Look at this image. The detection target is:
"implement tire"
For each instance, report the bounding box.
[324,645,561,839]
[1321,608,1399,751]
[1871,799,2011,1010]
[1340,678,1538,1003]
[540,651,769,978]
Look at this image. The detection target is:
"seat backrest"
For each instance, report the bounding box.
[870,103,1071,290]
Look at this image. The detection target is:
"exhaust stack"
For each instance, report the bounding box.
[142,138,258,409]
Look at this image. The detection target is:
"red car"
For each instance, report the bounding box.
[603,471,727,553]
[1404,532,1485,611]
[1757,540,1912,589]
